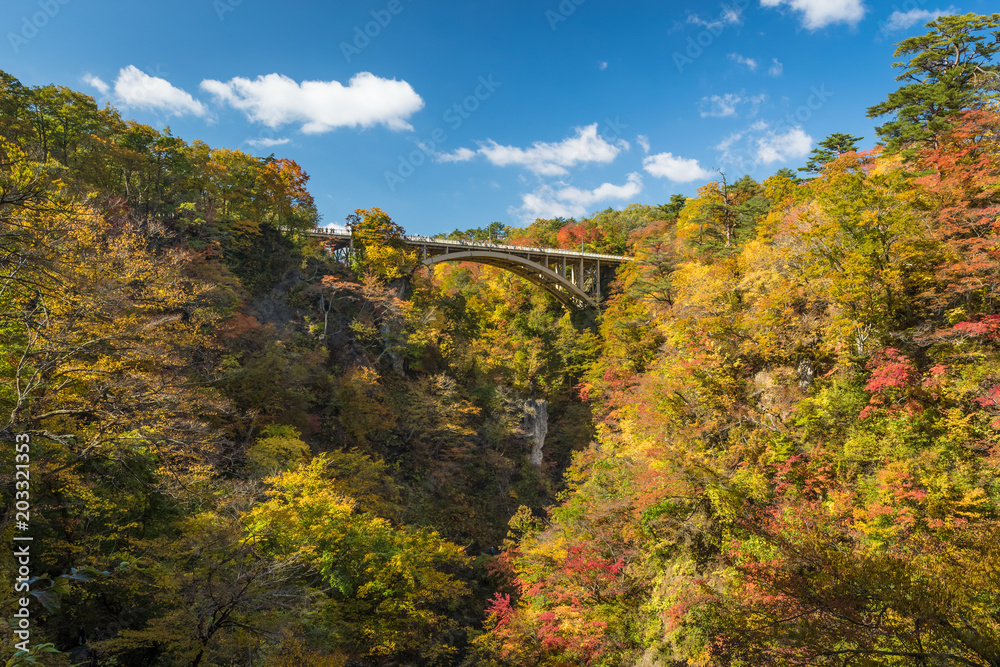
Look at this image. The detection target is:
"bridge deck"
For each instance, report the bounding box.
[308,226,631,309]
[308,226,632,264]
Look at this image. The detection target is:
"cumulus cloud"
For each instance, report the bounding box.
[883,7,956,32]
[699,92,766,118]
[729,53,758,71]
[713,120,812,168]
[637,134,650,154]
[114,65,207,117]
[769,59,784,77]
[513,172,643,221]
[756,126,813,163]
[453,124,623,176]
[200,71,424,133]
[760,0,867,29]
[83,73,109,95]
[599,61,609,71]
[643,152,713,182]
[246,137,291,148]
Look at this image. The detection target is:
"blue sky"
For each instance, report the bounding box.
[2,0,992,235]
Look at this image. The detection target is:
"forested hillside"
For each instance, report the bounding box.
[2,12,1000,667]
[0,63,618,665]
[472,14,1000,666]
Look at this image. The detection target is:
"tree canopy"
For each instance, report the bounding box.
[868,12,1000,152]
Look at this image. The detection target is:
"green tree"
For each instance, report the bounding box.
[684,172,768,251]
[798,132,864,175]
[868,12,1000,153]
[442,221,510,243]
[657,193,688,219]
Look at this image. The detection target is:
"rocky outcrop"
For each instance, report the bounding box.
[524,398,548,467]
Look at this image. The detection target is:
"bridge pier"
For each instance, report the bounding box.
[597,259,601,301]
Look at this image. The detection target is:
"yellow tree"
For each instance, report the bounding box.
[785,150,938,357]
[0,138,238,658]
[244,456,471,662]
[346,207,417,281]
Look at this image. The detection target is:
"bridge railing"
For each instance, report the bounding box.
[312,226,631,262]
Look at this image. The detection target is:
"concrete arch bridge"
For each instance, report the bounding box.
[309,227,632,310]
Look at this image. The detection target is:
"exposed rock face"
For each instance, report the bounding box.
[379,322,406,377]
[524,398,548,467]
[797,358,814,391]
[387,275,412,301]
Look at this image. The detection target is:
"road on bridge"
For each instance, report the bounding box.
[308,226,632,310]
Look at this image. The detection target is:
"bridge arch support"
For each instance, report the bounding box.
[420,250,597,310]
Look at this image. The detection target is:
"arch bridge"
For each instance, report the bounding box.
[309,227,631,310]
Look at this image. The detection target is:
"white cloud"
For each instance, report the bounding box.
[687,5,744,30]
[246,137,291,148]
[643,152,713,182]
[83,73,109,95]
[714,120,812,168]
[701,94,742,118]
[699,92,766,118]
[714,132,744,167]
[599,61,609,70]
[114,65,207,117]
[200,71,424,133]
[756,126,813,163]
[760,0,867,29]
[513,172,643,221]
[475,124,623,176]
[437,147,476,162]
[715,131,744,155]
[637,134,650,154]
[558,173,643,207]
[721,5,744,25]
[883,7,956,32]
[729,53,758,71]
[769,58,784,77]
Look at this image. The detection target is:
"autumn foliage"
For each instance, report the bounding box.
[5,19,1000,664]
[477,109,1000,666]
